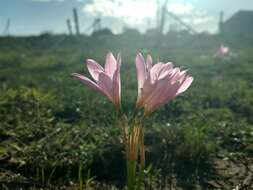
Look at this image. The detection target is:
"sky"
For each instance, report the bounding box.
[0,0,253,36]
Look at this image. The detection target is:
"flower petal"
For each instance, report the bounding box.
[112,54,121,107]
[168,68,181,83]
[136,74,155,107]
[117,52,122,67]
[150,62,165,82]
[136,52,147,90]
[105,52,117,79]
[146,55,152,71]
[86,59,104,81]
[71,73,102,92]
[144,76,169,105]
[97,72,114,102]
[144,82,180,115]
[176,76,193,95]
[158,62,174,79]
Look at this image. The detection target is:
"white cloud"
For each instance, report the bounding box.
[166,2,216,32]
[167,2,193,15]
[82,0,217,33]
[32,0,65,2]
[83,0,157,26]
[192,16,214,24]
[32,0,86,2]
[182,18,191,24]
[31,0,87,2]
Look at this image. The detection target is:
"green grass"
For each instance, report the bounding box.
[0,33,253,189]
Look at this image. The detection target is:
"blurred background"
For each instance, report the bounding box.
[1,0,253,36]
[0,0,253,190]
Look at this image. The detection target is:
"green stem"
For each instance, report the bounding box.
[136,165,144,190]
[127,160,137,190]
[136,127,145,190]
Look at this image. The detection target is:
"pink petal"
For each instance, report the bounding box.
[176,76,193,95]
[136,52,147,90]
[169,68,181,83]
[117,52,122,67]
[138,63,174,107]
[158,63,174,79]
[112,70,121,106]
[150,62,164,82]
[170,69,187,84]
[146,55,152,71]
[149,67,180,100]
[136,75,155,107]
[145,82,180,115]
[71,73,102,93]
[97,72,114,102]
[86,59,104,81]
[105,52,117,79]
[112,55,121,107]
[144,76,169,104]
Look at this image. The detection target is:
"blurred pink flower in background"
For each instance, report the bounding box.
[215,45,230,58]
[135,53,193,115]
[72,52,121,108]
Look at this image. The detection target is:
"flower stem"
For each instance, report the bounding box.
[122,117,145,190]
[127,160,137,190]
[136,126,145,190]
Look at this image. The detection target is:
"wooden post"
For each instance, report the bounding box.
[73,8,80,36]
[66,18,73,36]
[3,18,11,36]
[159,0,168,34]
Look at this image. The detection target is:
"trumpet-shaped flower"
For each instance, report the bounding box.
[72,52,121,108]
[135,53,193,115]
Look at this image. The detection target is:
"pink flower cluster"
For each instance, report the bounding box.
[72,52,193,115]
[215,45,230,58]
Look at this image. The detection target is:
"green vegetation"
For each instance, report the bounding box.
[0,33,253,189]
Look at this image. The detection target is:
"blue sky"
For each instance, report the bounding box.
[0,0,253,36]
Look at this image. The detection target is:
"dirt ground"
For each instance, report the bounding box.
[204,155,253,190]
[1,154,253,190]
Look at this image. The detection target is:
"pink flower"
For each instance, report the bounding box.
[215,45,229,57]
[72,52,121,108]
[135,53,193,115]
